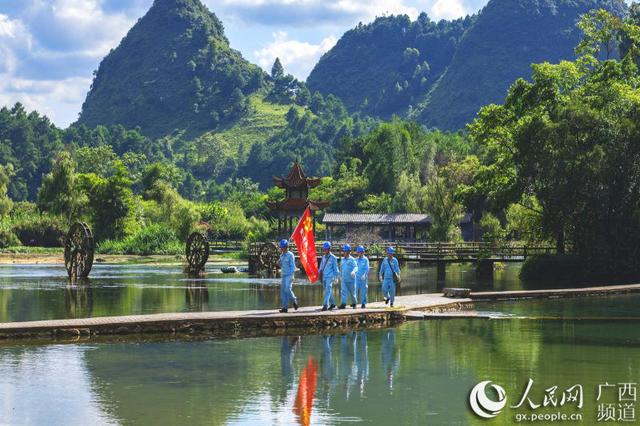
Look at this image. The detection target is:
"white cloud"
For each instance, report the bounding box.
[0,76,91,125]
[0,1,138,127]
[332,0,418,21]
[214,0,418,27]
[254,31,337,80]
[26,0,135,57]
[429,0,467,21]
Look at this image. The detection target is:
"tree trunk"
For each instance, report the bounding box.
[556,229,565,255]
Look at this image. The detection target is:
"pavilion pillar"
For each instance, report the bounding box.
[311,210,316,236]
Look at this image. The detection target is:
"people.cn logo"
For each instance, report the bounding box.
[469,381,508,418]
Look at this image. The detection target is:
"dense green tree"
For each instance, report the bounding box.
[421,175,463,242]
[75,145,119,176]
[271,58,284,80]
[37,152,85,221]
[310,159,369,212]
[79,162,135,241]
[361,119,431,194]
[470,9,640,280]
[0,164,13,218]
[0,103,64,201]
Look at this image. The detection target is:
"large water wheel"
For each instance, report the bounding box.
[185,231,209,275]
[257,242,280,272]
[64,222,95,279]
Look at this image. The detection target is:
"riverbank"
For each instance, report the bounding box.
[3,283,640,341]
[0,250,244,265]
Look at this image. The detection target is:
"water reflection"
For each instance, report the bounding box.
[293,357,318,426]
[64,280,93,318]
[381,330,400,393]
[184,282,209,311]
[2,316,640,424]
[0,263,530,322]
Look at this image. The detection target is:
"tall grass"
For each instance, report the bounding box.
[98,224,183,255]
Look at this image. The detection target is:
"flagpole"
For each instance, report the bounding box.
[290,207,309,241]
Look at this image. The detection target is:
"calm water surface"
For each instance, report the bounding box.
[1,317,639,425]
[0,262,525,322]
[1,264,640,424]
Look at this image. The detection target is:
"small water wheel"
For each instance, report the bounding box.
[64,222,95,279]
[185,231,209,274]
[257,242,280,272]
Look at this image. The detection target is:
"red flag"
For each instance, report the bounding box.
[292,207,319,283]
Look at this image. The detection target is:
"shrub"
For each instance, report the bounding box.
[98,224,182,255]
[11,215,66,247]
[0,228,20,248]
[520,254,583,284]
[479,213,506,244]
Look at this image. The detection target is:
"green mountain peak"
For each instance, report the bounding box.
[77,0,265,138]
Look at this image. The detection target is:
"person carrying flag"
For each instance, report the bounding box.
[339,244,358,309]
[355,245,370,308]
[279,239,298,313]
[379,246,400,307]
[319,241,339,311]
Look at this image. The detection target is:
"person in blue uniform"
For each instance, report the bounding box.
[278,239,298,313]
[319,241,339,311]
[379,246,400,307]
[339,244,358,309]
[355,245,370,308]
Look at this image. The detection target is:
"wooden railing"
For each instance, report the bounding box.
[248,241,555,262]
[206,240,244,252]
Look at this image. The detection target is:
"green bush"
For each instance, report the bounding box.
[11,216,66,247]
[479,213,505,244]
[520,254,583,284]
[98,224,182,255]
[0,228,20,248]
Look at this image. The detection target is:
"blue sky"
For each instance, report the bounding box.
[0,0,599,127]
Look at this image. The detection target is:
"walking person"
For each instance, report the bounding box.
[339,244,358,309]
[355,245,370,308]
[319,241,339,311]
[278,239,298,313]
[379,247,401,307]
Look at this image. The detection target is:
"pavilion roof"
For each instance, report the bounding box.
[272,162,322,189]
[322,213,432,225]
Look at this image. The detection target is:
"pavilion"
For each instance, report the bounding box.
[321,213,432,241]
[322,212,476,242]
[265,162,330,237]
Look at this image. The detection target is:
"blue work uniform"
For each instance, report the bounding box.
[340,255,358,305]
[379,256,400,305]
[280,250,297,309]
[319,252,339,307]
[355,256,370,305]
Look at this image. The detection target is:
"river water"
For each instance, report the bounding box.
[0,262,523,322]
[1,263,639,425]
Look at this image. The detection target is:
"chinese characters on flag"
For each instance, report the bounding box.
[292,207,319,283]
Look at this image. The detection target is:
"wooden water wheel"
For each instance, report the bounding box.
[257,242,280,272]
[64,222,95,279]
[185,231,209,274]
